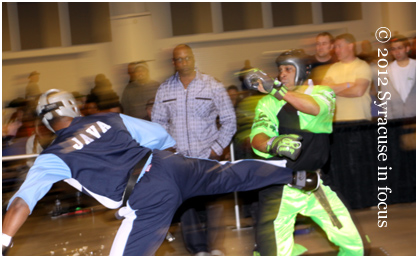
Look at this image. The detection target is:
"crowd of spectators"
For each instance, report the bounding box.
[4,32,414,155]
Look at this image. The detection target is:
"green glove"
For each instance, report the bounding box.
[267,134,302,160]
[270,84,288,100]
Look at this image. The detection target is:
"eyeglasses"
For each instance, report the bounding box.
[173,56,194,63]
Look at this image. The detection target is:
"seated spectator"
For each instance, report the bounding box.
[322,33,372,122]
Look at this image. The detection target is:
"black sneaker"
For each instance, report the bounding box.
[289,170,320,192]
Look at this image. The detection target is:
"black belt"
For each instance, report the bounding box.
[121,151,152,206]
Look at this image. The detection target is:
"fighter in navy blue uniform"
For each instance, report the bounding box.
[2,89,319,256]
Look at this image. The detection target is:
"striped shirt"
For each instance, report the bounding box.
[152,70,236,158]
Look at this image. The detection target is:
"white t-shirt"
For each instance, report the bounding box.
[389,58,416,103]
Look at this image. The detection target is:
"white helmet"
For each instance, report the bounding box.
[36,89,80,132]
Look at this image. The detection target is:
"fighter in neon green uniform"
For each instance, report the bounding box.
[248,49,364,256]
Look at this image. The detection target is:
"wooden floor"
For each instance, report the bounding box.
[4,191,416,256]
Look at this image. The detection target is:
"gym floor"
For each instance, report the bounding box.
[3,188,416,256]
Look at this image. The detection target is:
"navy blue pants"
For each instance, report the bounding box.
[110,150,293,256]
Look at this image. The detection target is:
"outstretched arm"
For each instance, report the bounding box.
[2,154,71,254]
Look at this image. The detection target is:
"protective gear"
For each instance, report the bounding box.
[266,134,302,160]
[290,170,320,192]
[275,49,311,86]
[270,85,288,100]
[243,68,281,93]
[36,89,80,132]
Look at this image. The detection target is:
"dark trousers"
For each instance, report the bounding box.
[110,150,293,256]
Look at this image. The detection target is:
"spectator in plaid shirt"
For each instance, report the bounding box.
[152,44,236,255]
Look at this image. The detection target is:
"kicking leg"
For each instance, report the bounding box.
[165,152,310,199]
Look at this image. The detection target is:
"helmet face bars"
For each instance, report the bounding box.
[36,89,80,132]
[275,49,312,86]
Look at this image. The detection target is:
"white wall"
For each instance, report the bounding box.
[2,2,415,108]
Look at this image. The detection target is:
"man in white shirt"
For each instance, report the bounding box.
[386,35,416,119]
